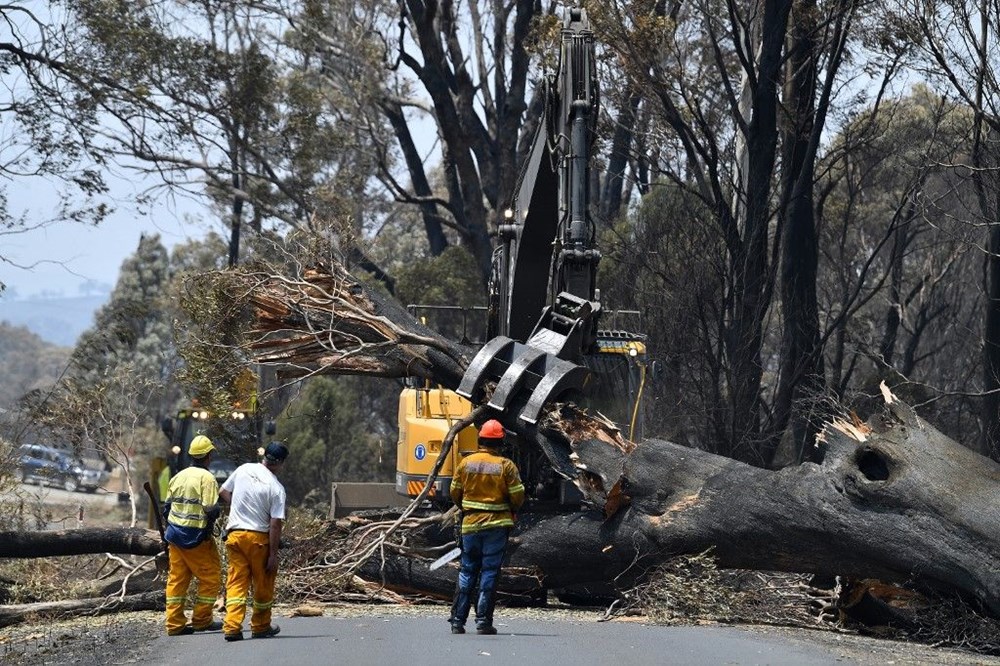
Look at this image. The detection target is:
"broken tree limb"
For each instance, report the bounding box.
[0,527,162,558]
[0,591,164,629]
[194,261,1000,615]
[185,265,474,388]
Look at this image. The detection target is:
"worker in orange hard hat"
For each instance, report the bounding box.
[163,435,223,636]
[448,419,524,635]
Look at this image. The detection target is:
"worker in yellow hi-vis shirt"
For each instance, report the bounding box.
[447,419,524,635]
[162,435,222,636]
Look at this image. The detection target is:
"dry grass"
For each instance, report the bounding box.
[0,555,113,605]
[617,551,820,628]
[616,551,1000,657]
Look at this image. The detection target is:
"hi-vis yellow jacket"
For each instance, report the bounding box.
[166,466,219,530]
[450,449,525,534]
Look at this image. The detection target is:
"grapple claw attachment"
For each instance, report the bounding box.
[457,336,591,425]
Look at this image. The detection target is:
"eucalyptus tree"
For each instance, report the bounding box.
[815,86,983,446]
[590,0,872,464]
[70,234,175,419]
[266,0,548,282]
[879,0,1000,460]
[0,1,116,287]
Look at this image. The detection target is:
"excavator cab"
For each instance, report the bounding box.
[395,381,479,502]
[395,305,485,502]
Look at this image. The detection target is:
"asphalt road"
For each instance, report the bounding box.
[147,614,850,666]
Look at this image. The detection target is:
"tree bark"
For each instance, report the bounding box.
[380,99,449,257]
[365,393,1000,614]
[0,591,163,628]
[0,527,162,558]
[194,262,1000,614]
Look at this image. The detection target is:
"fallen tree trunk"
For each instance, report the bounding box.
[513,394,1000,614]
[186,262,1000,614]
[0,591,163,629]
[358,548,545,605]
[0,527,162,558]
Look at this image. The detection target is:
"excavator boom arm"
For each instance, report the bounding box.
[459,7,605,426]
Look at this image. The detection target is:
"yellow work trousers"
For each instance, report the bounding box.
[165,538,221,635]
[224,530,277,635]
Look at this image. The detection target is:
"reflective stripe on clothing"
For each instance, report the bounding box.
[164,538,221,634]
[450,449,525,535]
[462,515,515,531]
[166,466,219,530]
[223,529,277,635]
[461,500,510,511]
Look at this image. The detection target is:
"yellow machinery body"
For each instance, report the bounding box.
[395,386,479,501]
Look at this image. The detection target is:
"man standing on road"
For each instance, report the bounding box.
[163,435,223,636]
[219,441,288,642]
[448,419,525,635]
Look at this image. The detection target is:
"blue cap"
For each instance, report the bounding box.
[264,441,289,462]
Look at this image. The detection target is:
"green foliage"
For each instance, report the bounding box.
[278,375,397,505]
[23,233,228,469]
[70,234,174,416]
[393,245,485,308]
[0,323,71,409]
[390,246,486,342]
[172,269,258,417]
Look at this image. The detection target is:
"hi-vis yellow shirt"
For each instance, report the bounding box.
[166,466,219,530]
[450,449,524,534]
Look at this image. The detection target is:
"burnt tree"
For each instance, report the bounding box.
[178,264,1000,613]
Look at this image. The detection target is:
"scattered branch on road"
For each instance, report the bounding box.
[184,260,1000,619]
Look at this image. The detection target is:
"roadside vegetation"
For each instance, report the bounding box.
[7,1,1000,661]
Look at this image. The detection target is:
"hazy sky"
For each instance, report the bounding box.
[1,174,213,300]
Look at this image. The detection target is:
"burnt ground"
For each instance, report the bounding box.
[1,605,999,665]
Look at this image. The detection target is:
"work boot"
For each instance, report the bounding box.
[450,625,465,634]
[251,625,281,639]
[224,632,244,642]
[476,626,497,635]
[167,626,194,637]
[192,620,223,632]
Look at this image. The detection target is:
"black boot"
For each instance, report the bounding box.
[475,585,499,634]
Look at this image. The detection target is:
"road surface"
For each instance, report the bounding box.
[13,481,119,508]
[147,614,853,665]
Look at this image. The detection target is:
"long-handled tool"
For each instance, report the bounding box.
[143,481,167,546]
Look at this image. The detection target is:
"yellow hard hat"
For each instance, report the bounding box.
[189,435,215,458]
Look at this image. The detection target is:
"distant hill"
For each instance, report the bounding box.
[0,294,106,346]
[0,322,72,409]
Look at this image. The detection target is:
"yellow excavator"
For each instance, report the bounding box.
[395,7,649,508]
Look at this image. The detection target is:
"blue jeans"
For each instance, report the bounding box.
[449,527,509,629]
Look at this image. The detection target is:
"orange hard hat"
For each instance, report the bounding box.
[479,419,505,440]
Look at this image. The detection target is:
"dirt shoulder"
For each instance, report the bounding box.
[1,605,998,665]
[0,611,160,665]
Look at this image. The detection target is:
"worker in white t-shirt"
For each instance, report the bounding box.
[218,441,288,642]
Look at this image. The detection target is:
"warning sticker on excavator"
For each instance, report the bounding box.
[414,444,426,461]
